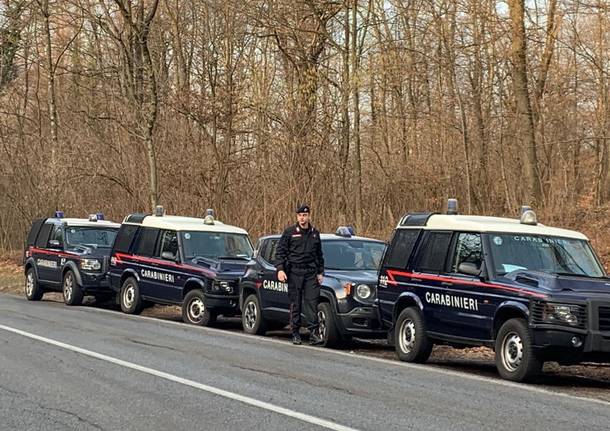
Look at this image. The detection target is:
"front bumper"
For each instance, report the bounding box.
[531,327,610,363]
[80,272,114,294]
[337,306,385,338]
[204,293,240,315]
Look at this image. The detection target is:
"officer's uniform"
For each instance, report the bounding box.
[276,208,324,340]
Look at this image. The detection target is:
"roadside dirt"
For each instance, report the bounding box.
[2,259,609,401]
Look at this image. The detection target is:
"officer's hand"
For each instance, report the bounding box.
[317,274,324,284]
[278,270,287,282]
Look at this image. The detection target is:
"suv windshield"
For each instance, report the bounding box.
[65,227,118,248]
[487,233,606,278]
[322,240,386,271]
[181,231,253,260]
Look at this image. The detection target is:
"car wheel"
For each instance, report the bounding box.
[120,277,144,314]
[182,290,216,326]
[395,307,433,363]
[62,270,83,306]
[25,268,44,301]
[242,294,267,335]
[317,302,341,348]
[495,318,542,382]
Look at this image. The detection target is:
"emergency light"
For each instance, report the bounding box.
[520,206,538,225]
[54,210,64,218]
[447,198,458,215]
[96,212,105,220]
[335,226,353,237]
[154,205,165,217]
[88,214,98,222]
[204,208,215,225]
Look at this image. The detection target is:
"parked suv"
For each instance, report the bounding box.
[239,227,387,347]
[378,200,610,382]
[23,212,119,305]
[109,207,253,326]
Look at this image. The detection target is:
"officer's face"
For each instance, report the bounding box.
[297,212,310,226]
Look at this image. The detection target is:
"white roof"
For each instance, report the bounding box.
[124,215,249,235]
[62,218,120,228]
[397,214,588,240]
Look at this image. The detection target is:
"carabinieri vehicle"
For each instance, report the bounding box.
[378,199,610,382]
[239,227,387,347]
[24,212,120,305]
[109,207,253,326]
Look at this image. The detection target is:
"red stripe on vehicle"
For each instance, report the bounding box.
[30,247,80,260]
[113,252,215,277]
[386,269,547,299]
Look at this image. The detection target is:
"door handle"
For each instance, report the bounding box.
[411,277,422,282]
[441,281,453,286]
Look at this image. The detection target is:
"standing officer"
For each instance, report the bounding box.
[276,204,325,345]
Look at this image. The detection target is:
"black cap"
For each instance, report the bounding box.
[296,204,310,214]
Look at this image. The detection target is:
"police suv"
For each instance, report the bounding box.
[239,227,387,347]
[109,207,253,326]
[378,200,610,382]
[24,212,120,305]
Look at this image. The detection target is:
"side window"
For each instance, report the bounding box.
[413,231,452,274]
[257,240,270,262]
[113,224,139,253]
[383,229,421,269]
[158,230,179,260]
[450,233,482,272]
[26,219,45,246]
[267,239,280,265]
[134,227,159,257]
[35,223,53,248]
[49,225,64,246]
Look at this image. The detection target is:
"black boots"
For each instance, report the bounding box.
[291,333,302,345]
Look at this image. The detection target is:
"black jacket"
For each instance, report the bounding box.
[275,224,324,275]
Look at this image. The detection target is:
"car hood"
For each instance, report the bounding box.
[498,270,610,297]
[190,257,250,278]
[323,269,378,285]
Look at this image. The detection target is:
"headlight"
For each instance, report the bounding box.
[80,258,102,271]
[355,284,372,300]
[211,280,234,294]
[542,303,580,326]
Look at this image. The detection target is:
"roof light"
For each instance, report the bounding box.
[204,208,215,225]
[347,225,356,236]
[447,198,458,215]
[54,210,64,218]
[154,205,165,217]
[96,212,104,220]
[335,226,352,237]
[88,214,98,222]
[520,207,538,225]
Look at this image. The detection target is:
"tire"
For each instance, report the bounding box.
[317,302,341,348]
[394,307,433,363]
[25,268,43,301]
[62,270,83,306]
[495,318,542,382]
[182,290,216,326]
[120,277,144,315]
[242,294,267,335]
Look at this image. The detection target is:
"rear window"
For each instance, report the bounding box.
[413,231,452,273]
[113,224,140,253]
[384,229,420,269]
[26,219,45,246]
[134,227,159,257]
[34,223,54,248]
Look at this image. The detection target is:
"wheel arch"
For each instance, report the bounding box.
[493,301,529,340]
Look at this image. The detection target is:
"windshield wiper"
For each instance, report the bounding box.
[217,255,251,260]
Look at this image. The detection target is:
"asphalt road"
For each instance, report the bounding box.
[1,294,609,431]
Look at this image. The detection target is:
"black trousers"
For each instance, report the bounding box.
[287,270,320,335]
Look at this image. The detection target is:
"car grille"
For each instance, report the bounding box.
[530,301,587,330]
[599,307,610,331]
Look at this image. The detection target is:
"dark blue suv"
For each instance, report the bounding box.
[108,208,253,326]
[23,213,120,305]
[239,227,387,347]
[378,203,610,382]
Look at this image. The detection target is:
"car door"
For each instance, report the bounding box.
[131,227,160,298]
[151,229,182,303]
[33,222,55,284]
[258,238,290,316]
[47,224,65,284]
[442,232,493,339]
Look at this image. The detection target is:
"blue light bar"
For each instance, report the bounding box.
[54,211,64,218]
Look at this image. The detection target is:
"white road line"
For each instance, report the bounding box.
[4,294,610,408]
[0,323,360,431]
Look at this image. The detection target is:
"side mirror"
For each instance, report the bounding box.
[48,240,62,249]
[161,251,177,261]
[458,262,481,277]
